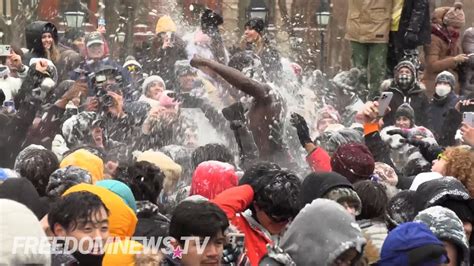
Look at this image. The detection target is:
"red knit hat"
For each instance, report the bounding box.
[330,143,375,183]
[190,161,238,200]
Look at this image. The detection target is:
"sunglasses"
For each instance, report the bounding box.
[437,153,448,161]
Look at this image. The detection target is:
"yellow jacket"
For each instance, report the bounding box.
[60,149,104,183]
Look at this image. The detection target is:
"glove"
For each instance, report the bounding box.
[201,9,223,35]
[222,102,245,122]
[386,128,409,139]
[404,31,419,49]
[400,138,444,162]
[290,112,312,147]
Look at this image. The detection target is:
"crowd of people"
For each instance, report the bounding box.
[1,1,474,266]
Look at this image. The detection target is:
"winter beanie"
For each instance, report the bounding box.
[190,161,238,200]
[298,172,353,207]
[244,18,265,35]
[379,222,448,265]
[394,103,415,125]
[122,56,142,70]
[435,71,456,90]
[97,179,137,213]
[155,15,177,34]
[60,149,104,183]
[439,199,474,224]
[414,206,469,265]
[46,166,93,197]
[331,143,375,183]
[141,75,166,95]
[325,187,362,214]
[394,60,416,84]
[443,2,465,28]
[374,162,398,187]
[415,176,471,212]
[175,60,197,78]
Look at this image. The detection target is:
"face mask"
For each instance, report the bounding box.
[397,74,413,88]
[435,84,451,97]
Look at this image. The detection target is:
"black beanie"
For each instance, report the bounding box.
[440,199,474,223]
[245,18,265,35]
[395,103,415,124]
[298,172,353,208]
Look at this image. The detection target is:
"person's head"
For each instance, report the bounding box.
[239,161,281,186]
[136,151,182,194]
[85,32,106,59]
[14,146,59,196]
[142,75,166,100]
[374,162,399,187]
[394,61,416,90]
[122,56,142,80]
[462,27,474,54]
[354,180,388,220]
[116,161,165,203]
[395,103,415,129]
[48,191,109,254]
[431,147,474,191]
[379,222,449,265]
[318,127,364,156]
[443,2,465,36]
[414,206,469,266]
[244,18,265,43]
[299,172,361,217]
[253,170,301,234]
[280,199,366,266]
[439,199,474,240]
[190,161,238,200]
[191,143,234,169]
[42,32,54,50]
[385,190,418,231]
[315,105,341,134]
[46,166,93,198]
[60,148,104,183]
[155,15,177,36]
[331,143,375,183]
[175,60,198,92]
[169,201,228,265]
[435,71,456,98]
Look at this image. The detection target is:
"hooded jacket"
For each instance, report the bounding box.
[211,185,273,266]
[423,8,463,97]
[280,198,366,266]
[0,177,48,219]
[24,21,59,64]
[378,222,448,265]
[190,160,238,200]
[64,183,138,239]
[97,179,137,213]
[415,176,471,212]
[60,149,104,183]
[414,206,470,266]
[0,199,51,265]
[103,239,144,266]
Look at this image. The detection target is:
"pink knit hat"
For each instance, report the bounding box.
[443,2,465,28]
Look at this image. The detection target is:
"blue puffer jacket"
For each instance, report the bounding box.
[427,91,458,140]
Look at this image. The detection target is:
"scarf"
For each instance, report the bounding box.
[431,24,459,54]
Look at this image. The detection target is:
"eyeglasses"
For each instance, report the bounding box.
[437,153,448,161]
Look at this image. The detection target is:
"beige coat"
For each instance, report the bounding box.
[422,34,462,97]
[345,0,393,43]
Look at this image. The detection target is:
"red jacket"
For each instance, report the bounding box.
[212,185,271,266]
[305,146,332,172]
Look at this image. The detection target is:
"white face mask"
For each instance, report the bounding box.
[435,84,451,97]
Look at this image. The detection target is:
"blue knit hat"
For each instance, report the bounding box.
[379,222,448,265]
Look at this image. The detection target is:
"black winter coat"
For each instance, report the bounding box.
[458,57,474,97]
[427,91,458,141]
[395,0,431,48]
[383,81,430,127]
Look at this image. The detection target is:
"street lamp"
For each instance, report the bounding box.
[315,0,331,73]
[117,32,126,43]
[64,0,85,28]
[247,0,269,25]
